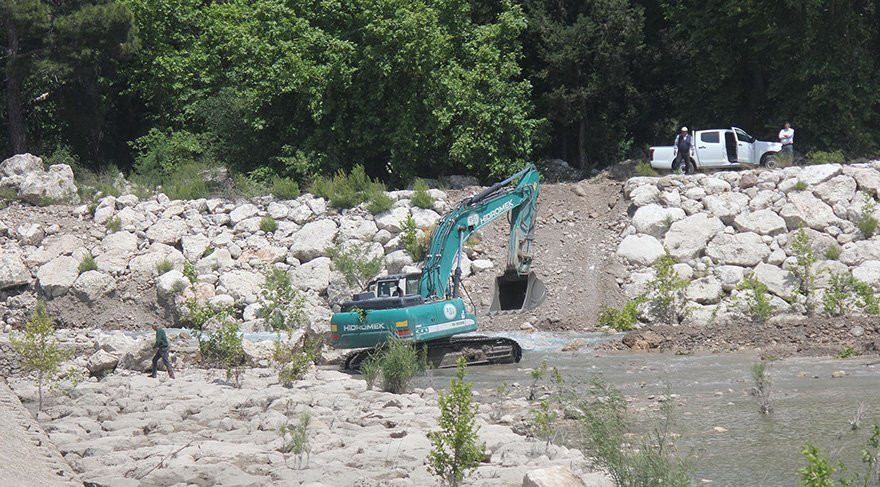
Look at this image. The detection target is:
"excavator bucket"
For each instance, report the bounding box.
[489,270,546,314]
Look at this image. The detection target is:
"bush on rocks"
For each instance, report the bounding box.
[274,335,322,387]
[367,192,394,214]
[411,178,435,209]
[271,177,300,200]
[326,242,383,289]
[10,301,70,410]
[258,268,306,332]
[200,320,246,386]
[736,273,773,323]
[362,339,426,394]
[78,254,97,274]
[310,165,385,209]
[259,215,278,233]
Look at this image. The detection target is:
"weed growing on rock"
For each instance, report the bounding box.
[751,361,772,415]
[574,377,691,487]
[737,273,773,323]
[326,242,383,289]
[401,212,427,261]
[634,161,657,177]
[857,193,878,238]
[597,297,645,331]
[530,399,559,450]
[271,177,300,199]
[259,215,278,233]
[258,268,306,332]
[794,180,808,191]
[854,280,880,315]
[367,339,426,394]
[275,335,322,386]
[411,178,435,209]
[528,360,550,400]
[280,413,312,469]
[105,216,122,232]
[824,245,842,260]
[78,254,98,274]
[10,301,70,411]
[156,258,174,275]
[789,227,817,314]
[360,354,381,390]
[367,192,394,214]
[836,346,859,359]
[428,357,485,487]
[646,252,689,323]
[821,270,879,317]
[310,165,385,209]
[170,280,188,295]
[183,260,198,284]
[0,187,18,201]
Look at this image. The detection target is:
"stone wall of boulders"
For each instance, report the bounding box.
[616,162,880,325]
[0,154,500,336]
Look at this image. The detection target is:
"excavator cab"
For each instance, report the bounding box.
[489,270,546,313]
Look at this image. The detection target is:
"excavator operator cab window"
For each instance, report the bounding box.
[405,277,419,296]
[376,280,395,297]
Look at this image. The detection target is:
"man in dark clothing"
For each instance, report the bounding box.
[151,323,175,378]
[674,127,695,174]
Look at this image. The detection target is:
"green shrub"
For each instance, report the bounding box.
[634,161,657,177]
[259,215,278,233]
[370,339,426,394]
[788,227,817,314]
[360,355,381,390]
[367,192,394,214]
[427,357,485,487]
[78,254,98,274]
[0,187,18,201]
[279,413,312,469]
[794,180,808,191]
[105,216,122,232]
[130,128,218,199]
[258,268,306,332]
[530,399,559,449]
[182,298,234,331]
[199,320,246,386]
[857,193,878,238]
[821,270,879,317]
[836,346,859,359]
[751,361,772,414]
[10,301,70,411]
[824,245,841,260]
[326,243,383,289]
[575,377,691,487]
[310,165,385,209]
[737,273,773,323]
[271,177,300,199]
[275,335,322,386]
[401,212,427,261]
[183,260,198,284]
[156,259,174,275]
[645,252,689,323]
[806,149,845,165]
[597,298,644,331]
[411,179,435,209]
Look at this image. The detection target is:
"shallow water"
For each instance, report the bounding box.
[425,333,880,487]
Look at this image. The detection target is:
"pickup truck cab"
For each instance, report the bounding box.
[650,127,782,173]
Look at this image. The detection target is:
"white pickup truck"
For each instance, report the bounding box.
[649,127,783,173]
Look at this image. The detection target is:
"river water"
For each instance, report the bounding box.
[422,332,880,487]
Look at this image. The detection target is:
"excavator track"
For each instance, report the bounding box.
[342,335,522,371]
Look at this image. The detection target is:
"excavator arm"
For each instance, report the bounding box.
[419,165,545,312]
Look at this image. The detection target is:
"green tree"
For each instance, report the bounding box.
[327,242,383,290]
[10,301,69,410]
[427,357,485,486]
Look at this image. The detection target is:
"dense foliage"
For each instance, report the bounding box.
[3,0,879,185]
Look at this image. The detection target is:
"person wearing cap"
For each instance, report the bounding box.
[778,122,794,155]
[674,127,695,174]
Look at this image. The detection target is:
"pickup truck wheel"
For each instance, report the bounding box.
[763,154,780,169]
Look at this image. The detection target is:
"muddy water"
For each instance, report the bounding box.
[424,332,880,487]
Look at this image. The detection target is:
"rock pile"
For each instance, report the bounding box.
[616,162,880,324]
[0,153,78,204]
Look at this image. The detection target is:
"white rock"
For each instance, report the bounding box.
[852,260,880,289]
[72,270,116,302]
[616,234,664,266]
[209,294,235,308]
[733,209,787,236]
[145,218,188,245]
[218,269,264,304]
[18,164,78,204]
[16,223,44,246]
[338,217,379,242]
[267,202,289,219]
[288,220,338,262]
[780,191,844,231]
[521,465,586,487]
[181,234,211,262]
[36,255,80,297]
[288,202,313,224]
[799,164,841,185]
[128,243,185,274]
[157,270,190,300]
[706,232,770,266]
[703,192,749,224]
[375,207,411,232]
[812,175,857,206]
[664,214,725,262]
[289,257,332,292]
[229,204,259,224]
[839,240,880,266]
[410,207,441,228]
[715,265,746,291]
[843,166,880,198]
[471,259,494,273]
[385,250,414,274]
[632,204,685,238]
[701,177,731,195]
[686,277,723,304]
[0,153,43,177]
[630,185,660,206]
[0,252,31,289]
[196,249,234,274]
[753,262,799,298]
[86,350,119,375]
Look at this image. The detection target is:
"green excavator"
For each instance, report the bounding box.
[329,164,546,369]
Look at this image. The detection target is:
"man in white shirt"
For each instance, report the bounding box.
[779,122,794,155]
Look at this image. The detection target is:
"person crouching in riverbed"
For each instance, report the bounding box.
[151,323,176,379]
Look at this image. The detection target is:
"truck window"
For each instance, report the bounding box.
[700,131,720,143]
[734,129,754,143]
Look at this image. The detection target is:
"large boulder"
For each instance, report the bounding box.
[0,153,43,178]
[218,269,264,304]
[145,218,188,245]
[703,192,749,224]
[0,252,31,289]
[522,466,586,487]
[36,255,80,297]
[86,350,119,376]
[632,204,685,238]
[374,207,411,232]
[229,204,259,225]
[706,232,770,266]
[289,257,332,292]
[616,234,664,266]
[385,250,414,274]
[18,164,78,204]
[338,217,379,242]
[181,234,211,262]
[157,270,191,300]
[195,248,235,274]
[812,175,857,207]
[780,191,843,231]
[72,270,116,302]
[853,260,880,290]
[410,207,442,228]
[798,164,841,185]
[288,220,338,262]
[753,262,799,298]
[733,209,787,236]
[128,243,185,274]
[16,223,44,246]
[839,240,880,266]
[663,214,725,262]
[843,166,880,198]
[686,276,723,304]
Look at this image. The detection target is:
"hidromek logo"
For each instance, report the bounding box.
[480,200,514,225]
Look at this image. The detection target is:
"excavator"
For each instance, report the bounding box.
[329,164,546,369]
